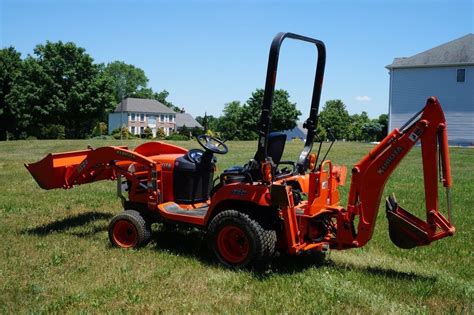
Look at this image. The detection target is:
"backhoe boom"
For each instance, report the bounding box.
[335,97,455,249]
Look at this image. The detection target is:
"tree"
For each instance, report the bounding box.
[215,101,243,140]
[362,120,383,142]
[177,124,190,139]
[152,89,180,112]
[240,89,301,140]
[196,113,219,134]
[105,61,149,103]
[8,41,114,138]
[318,100,350,140]
[315,124,327,141]
[347,111,370,141]
[377,114,388,141]
[0,47,23,140]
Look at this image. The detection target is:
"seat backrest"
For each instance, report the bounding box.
[255,132,287,164]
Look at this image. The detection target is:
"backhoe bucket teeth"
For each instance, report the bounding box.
[385,194,430,249]
[25,149,91,189]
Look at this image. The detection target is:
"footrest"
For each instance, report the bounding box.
[160,202,208,217]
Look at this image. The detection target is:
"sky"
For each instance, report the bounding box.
[1,0,472,119]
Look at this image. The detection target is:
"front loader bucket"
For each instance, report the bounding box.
[385,194,431,249]
[25,149,91,189]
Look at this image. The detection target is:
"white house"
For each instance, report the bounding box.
[386,34,473,145]
[108,98,176,137]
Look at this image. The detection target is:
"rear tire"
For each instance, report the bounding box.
[109,210,151,249]
[207,210,276,268]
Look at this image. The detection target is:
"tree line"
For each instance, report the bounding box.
[197,98,387,142]
[1,40,387,142]
[0,42,178,140]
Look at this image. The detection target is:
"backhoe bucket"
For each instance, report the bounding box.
[25,149,91,189]
[385,194,431,249]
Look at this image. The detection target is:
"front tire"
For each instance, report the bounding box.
[108,210,151,249]
[207,210,276,268]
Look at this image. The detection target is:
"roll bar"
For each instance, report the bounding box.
[255,32,326,174]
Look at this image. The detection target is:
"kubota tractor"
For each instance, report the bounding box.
[26,33,455,268]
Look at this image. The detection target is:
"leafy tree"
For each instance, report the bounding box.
[319,100,350,140]
[143,126,153,139]
[105,61,149,103]
[196,113,219,134]
[347,111,370,141]
[191,126,203,138]
[362,121,383,142]
[0,47,24,140]
[315,124,327,141]
[240,89,301,140]
[8,41,114,138]
[215,101,243,140]
[377,114,388,140]
[40,124,65,139]
[152,89,181,112]
[105,62,180,113]
[177,124,190,139]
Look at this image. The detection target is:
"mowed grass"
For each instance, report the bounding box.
[0,139,472,313]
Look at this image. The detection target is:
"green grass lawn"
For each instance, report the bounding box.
[0,139,472,313]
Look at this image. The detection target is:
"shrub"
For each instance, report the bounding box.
[91,122,108,137]
[155,128,166,140]
[166,134,189,141]
[111,126,133,139]
[39,124,65,139]
[143,126,153,139]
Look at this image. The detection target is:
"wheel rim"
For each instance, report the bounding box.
[112,220,138,248]
[217,226,250,264]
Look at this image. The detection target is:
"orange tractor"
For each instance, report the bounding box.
[26,33,455,268]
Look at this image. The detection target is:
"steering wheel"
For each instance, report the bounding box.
[197,135,228,154]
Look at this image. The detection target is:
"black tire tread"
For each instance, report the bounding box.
[207,210,276,268]
[108,210,151,248]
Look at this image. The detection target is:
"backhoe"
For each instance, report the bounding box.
[26,33,455,268]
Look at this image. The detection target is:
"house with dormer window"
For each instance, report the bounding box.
[108,98,176,136]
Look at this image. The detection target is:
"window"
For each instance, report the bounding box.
[140,126,144,134]
[140,114,145,121]
[160,115,164,122]
[131,113,136,121]
[131,126,135,134]
[457,69,465,82]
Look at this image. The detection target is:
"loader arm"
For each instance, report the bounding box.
[26,146,158,188]
[336,97,455,249]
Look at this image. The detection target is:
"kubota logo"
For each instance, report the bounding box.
[377,146,403,175]
[116,150,135,160]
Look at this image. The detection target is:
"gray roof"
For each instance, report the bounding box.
[282,123,307,140]
[175,113,203,129]
[114,98,176,114]
[387,34,474,69]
